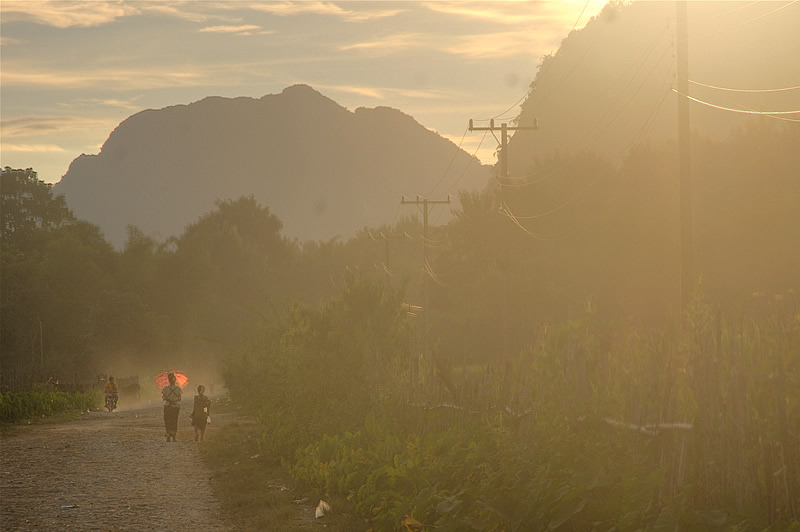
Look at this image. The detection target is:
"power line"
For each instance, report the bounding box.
[687,1,760,23]
[429,129,488,227]
[423,259,448,288]
[498,202,555,241]
[569,0,593,33]
[689,0,800,40]
[472,1,617,130]
[500,27,671,187]
[443,129,487,193]
[496,69,675,224]
[672,88,800,118]
[688,79,800,93]
[425,125,467,198]
[536,18,610,104]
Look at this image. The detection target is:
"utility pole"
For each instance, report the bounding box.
[401,195,452,340]
[676,0,693,312]
[468,118,538,357]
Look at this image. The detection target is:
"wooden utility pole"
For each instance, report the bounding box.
[468,118,537,356]
[401,195,451,337]
[677,0,693,311]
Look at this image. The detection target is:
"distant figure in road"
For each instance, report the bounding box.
[104,376,118,396]
[190,385,212,442]
[104,376,119,411]
[161,373,182,442]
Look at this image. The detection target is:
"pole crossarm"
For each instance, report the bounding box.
[401,194,452,206]
[468,119,538,178]
[468,118,538,132]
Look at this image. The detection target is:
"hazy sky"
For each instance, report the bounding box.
[0,1,607,184]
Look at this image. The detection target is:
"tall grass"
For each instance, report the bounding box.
[225,280,799,530]
[0,390,99,423]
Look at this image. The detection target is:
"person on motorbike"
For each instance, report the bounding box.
[104,376,119,411]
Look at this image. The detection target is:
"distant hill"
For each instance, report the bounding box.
[493,1,800,311]
[54,84,492,247]
[507,1,800,170]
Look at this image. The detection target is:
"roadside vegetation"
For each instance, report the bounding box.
[0,390,98,424]
[224,278,799,531]
[198,396,365,530]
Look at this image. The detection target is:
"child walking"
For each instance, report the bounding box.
[190,384,212,441]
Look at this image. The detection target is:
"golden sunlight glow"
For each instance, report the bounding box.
[1,143,65,152]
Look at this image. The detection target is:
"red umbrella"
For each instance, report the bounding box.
[155,371,189,390]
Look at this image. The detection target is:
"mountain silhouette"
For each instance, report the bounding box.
[506,1,800,171]
[54,84,492,247]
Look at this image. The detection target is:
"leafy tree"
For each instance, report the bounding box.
[1,168,75,377]
[225,273,415,455]
[167,196,296,351]
[1,167,74,252]
[1,168,121,379]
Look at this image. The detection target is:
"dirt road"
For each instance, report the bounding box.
[0,399,228,531]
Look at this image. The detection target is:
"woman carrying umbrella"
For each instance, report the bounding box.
[161,373,182,442]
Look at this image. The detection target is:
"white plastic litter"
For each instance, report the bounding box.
[315,499,331,518]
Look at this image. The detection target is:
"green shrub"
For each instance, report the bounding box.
[226,281,800,530]
[0,390,99,423]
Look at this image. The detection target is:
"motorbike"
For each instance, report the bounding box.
[105,392,118,412]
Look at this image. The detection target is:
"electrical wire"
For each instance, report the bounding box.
[423,259,448,288]
[537,19,609,104]
[420,234,449,246]
[473,0,609,125]
[495,29,672,188]
[429,129,488,227]
[480,28,674,235]
[672,88,800,119]
[688,79,800,93]
[499,69,675,224]
[569,0,593,33]
[689,0,800,40]
[686,1,761,23]
[499,202,556,241]
[425,125,467,198]
[627,65,675,149]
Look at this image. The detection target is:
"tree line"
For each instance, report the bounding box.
[2,122,798,385]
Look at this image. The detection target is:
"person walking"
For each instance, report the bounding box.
[161,373,182,442]
[190,385,212,442]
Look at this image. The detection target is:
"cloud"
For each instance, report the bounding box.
[199,24,267,35]
[70,97,143,112]
[339,33,428,55]
[423,1,561,25]
[1,143,66,153]
[340,29,558,60]
[0,36,26,46]
[0,1,140,28]
[248,2,402,21]
[1,67,209,90]
[314,83,459,101]
[331,86,386,99]
[423,1,605,28]
[445,31,562,59]
[0,1,238,28]
[1,115,115,138]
